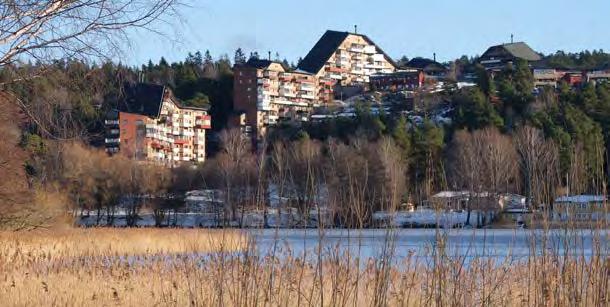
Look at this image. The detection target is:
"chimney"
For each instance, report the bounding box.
[354,25,358,34]
[433,53,436,62]
[268,51,271,61]
[511,34,514,44]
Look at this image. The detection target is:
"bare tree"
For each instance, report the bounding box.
[514,126,560,209]
[0,0,181,72]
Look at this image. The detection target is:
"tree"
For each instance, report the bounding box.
[186,92,210,108]
[514,126,560,209]
[234,48,247,65]
[453,87,503,130]
[0,0,180,81]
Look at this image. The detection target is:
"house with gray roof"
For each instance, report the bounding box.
[478,42,542,71]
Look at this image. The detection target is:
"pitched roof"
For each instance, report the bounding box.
[297,30,397,74]
[405,58,447,71]
[297,30,350,74]
[483,42,541,62]
[119,83,165,118]
[118,83,208,118]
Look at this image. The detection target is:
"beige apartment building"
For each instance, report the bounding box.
[233,30,396,145]
[233,59,322,143]
[297,30,397,86]
[105,83,211,166]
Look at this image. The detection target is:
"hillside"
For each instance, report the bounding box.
[0,92,32,225]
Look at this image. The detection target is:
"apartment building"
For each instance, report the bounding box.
[105,83,211,165]
[478,42,542,71]
[232,30,396,145]
[370,70,425,92]
[233,59,320,143]
[298,30,397,86]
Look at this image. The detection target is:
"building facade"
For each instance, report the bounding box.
[233,59,320,143]
[297,30,397,86]
[553,195,608,222]
[478,42,542,71]
[370,70,425,92]
[105,83,211,165]
[232,30,397,145]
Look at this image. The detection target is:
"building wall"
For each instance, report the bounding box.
[118,112,149,159]
[554,201,607,221]
[234,63,321,144]
[233,65,260,142]
[316,34,396,86]
[111,95,211,166]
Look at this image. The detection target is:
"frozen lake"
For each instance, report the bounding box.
[247,228,610,262]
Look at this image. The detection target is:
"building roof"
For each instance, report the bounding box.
[244,58,275,69]
[118,83,208,118]
[404,57,447,72]
[482,42,542,62]
[119,83,166,118]
[297,30,397,74]
[555,195,606,203]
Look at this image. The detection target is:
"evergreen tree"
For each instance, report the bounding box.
[234,48,247,65]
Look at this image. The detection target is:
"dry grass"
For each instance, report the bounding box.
[0,228,608,306]
[0,228,245,263]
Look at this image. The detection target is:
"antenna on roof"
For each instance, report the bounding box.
[433,53,436,62]
[511,34,514,44]
[268,51,271,61]
[354,25,358,34]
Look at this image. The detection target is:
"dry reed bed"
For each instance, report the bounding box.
[0,229,608,306]
[0,228,245,264]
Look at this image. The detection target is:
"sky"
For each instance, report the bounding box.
[123,0,610,66]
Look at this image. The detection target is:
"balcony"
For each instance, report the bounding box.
[349,46,364,53]
[174,138,189,145]
[327,66,343,73]
[105,119,119,125]
[195,115,212,129]
[363,46,377,54]
[279,89,296,97]
[299,94,315,100]
[327,73,342,80]
[105,138,120,144]
[182,130,195,137]
[299,83,315,90]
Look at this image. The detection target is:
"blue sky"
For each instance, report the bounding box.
[124,0,609,66]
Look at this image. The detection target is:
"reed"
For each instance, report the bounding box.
[0,227,607,306]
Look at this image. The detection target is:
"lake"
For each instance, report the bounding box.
[247,228,610,263]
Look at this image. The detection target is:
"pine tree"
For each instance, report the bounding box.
[234,48,246,65]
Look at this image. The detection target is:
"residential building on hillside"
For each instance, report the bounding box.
[105,83,211,165]
[586,64,610,84]
[532,63,562,87]
[553,195,608,222]
[232,58,321,144]
[478,42,542,71]
[297,30,397,86]
[404,57,448,80]
[370,70,425,92]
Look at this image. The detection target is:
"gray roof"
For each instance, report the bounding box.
[119,83,166,118]
[297,30,397,74]
[482,42,542,62]
[502,42,542,61]
[118,83,208,118]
